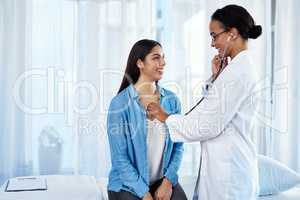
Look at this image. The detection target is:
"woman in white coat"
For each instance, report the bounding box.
[147,4,262,200]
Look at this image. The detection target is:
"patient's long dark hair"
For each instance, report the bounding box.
[118,39,161,94]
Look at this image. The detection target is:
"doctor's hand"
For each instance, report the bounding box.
[212,55,229,76]
[154,178,172,200]
[147,103,169,123]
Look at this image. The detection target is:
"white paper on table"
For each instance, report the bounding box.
[5,177,47,192]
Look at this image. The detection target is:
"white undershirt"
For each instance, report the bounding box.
[146,119,167,184]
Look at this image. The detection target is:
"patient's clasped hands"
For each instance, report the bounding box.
[142,178,173,200]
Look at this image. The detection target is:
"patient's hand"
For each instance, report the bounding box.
[154,178,173,200]
[143,192,154,200]
[147,103,169,123]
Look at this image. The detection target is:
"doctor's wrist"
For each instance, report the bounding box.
[158,112,169,123]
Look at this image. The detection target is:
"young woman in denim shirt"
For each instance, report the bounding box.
[107,39,187,200]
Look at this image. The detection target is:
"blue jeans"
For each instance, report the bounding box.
[108,178,187,200]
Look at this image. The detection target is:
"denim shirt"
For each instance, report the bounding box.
[107,84,184,198]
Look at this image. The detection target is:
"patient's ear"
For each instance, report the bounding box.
[136,59,144,69]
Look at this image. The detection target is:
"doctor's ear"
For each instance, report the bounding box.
[228,33,237,41]
[229,28,239,40]
[227,33,234,42]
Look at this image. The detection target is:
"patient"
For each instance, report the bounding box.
[106,39,187,200]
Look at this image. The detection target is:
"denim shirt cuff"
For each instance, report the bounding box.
[164,170,178,186]
[134,179,149,198]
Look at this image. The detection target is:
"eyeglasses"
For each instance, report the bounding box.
[210,30,227,42]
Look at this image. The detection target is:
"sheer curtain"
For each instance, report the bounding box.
[0,0,31,184]
[270,0,300,172]
[0,0,155,185]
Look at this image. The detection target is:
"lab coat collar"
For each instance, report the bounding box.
[230,49,250,66]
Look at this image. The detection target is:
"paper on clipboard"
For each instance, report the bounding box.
[5,177,47,192]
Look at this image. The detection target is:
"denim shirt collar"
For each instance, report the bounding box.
[128,84,166,100]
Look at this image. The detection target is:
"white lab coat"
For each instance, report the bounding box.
[166,50,259,200]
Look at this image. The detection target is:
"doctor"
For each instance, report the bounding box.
[147,4,262,200]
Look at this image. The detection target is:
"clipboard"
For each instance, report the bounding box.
[5,177,48,192]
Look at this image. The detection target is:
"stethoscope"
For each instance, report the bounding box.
[185,35,232,115]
